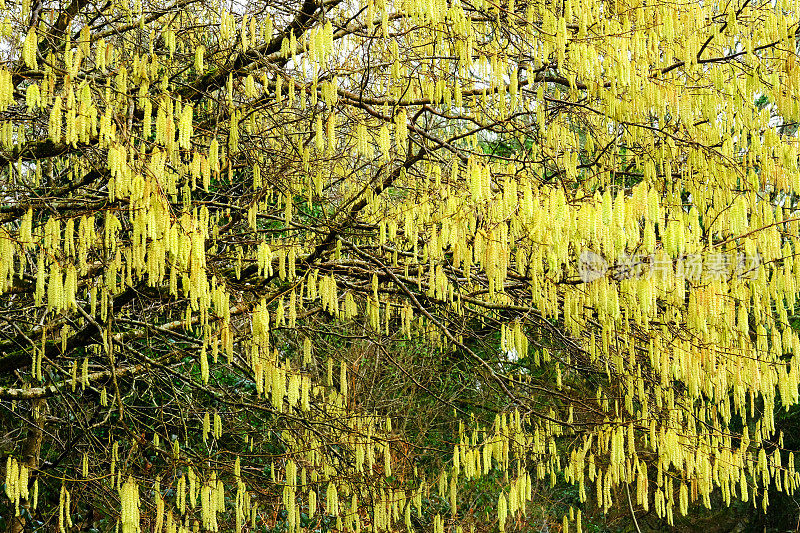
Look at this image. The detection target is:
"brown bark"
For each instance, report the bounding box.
[8,399,45,533]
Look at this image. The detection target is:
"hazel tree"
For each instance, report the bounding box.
[1,0,800,530]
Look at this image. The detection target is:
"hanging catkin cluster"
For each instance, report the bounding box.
[4,458,30,517]
[4,0,800,530]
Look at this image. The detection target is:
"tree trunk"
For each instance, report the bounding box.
[9,398,45,533]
